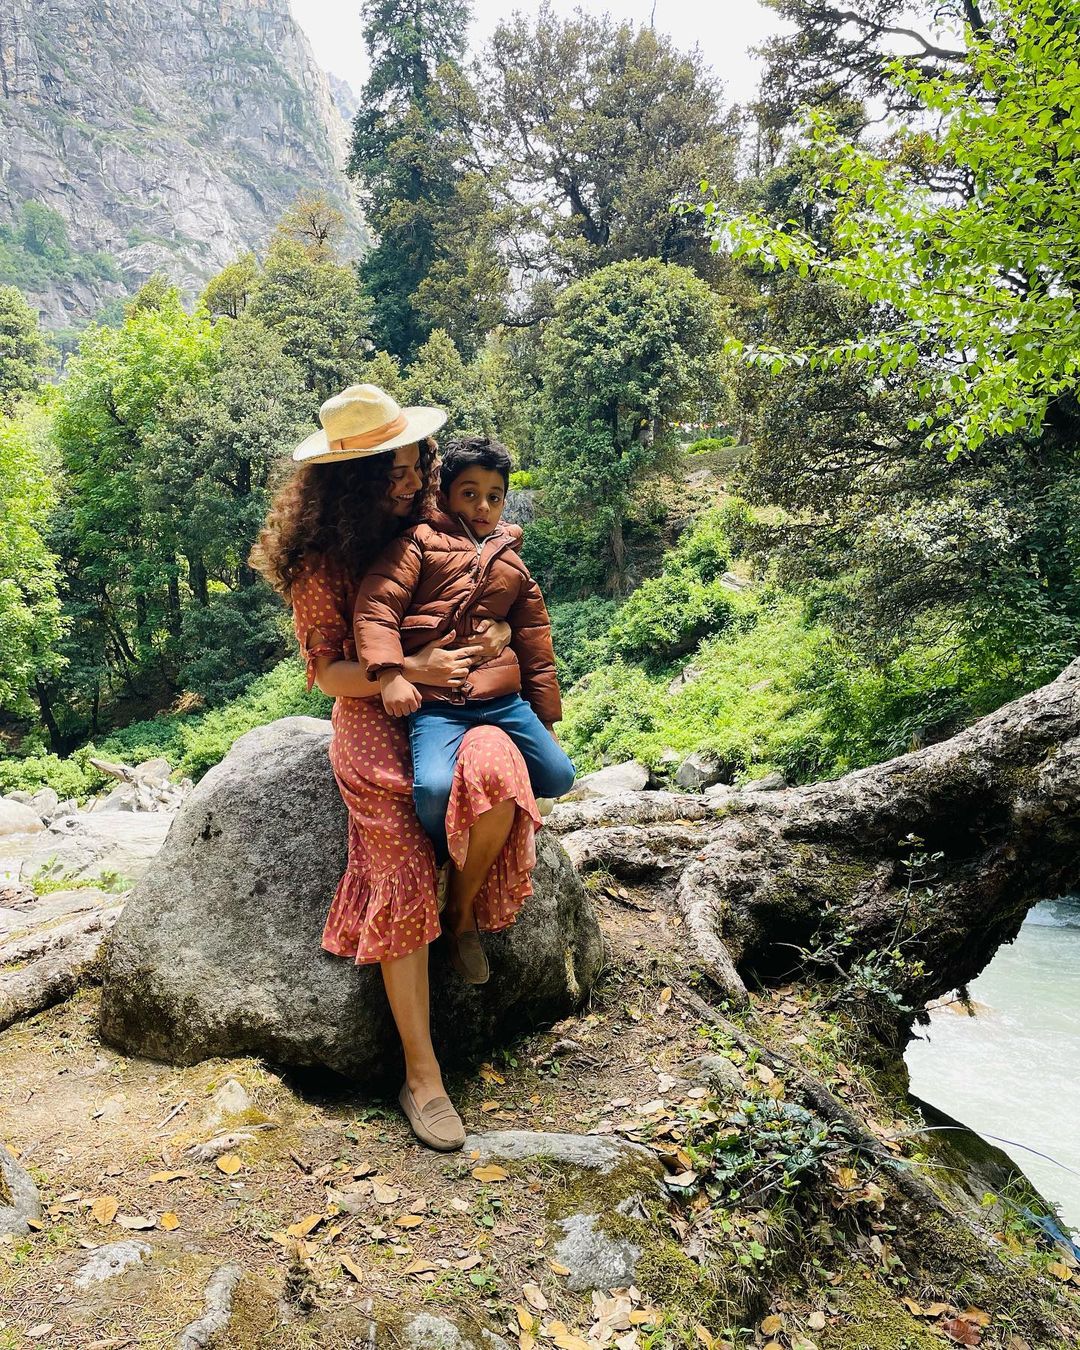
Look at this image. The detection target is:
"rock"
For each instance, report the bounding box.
[692,1053,745,1096]
[202,1078,253,1127]
[0,1145,41,1237]
[1,914,118,1033]
[403,1314,510,1349]
[99,718,602,1078]
[19,813,173,884]
[720,570,751,592]
[554,1213,642,1293]
[29,788,59,821]
[741,772,787,792]
[72,1240,151,1289]
[133,757,172,783]
[464,1131,662,1176]
[674,752,728,792]
[51,798,78,823]
[666,664,703,696]
[0,799,44,838]
[565,761,650,800]
[4,791,32,804]
[176,1263,242,1349]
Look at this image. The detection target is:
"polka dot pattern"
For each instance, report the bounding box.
[292,554,540,966]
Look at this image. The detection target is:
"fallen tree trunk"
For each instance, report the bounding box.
[554,657,1080,1033]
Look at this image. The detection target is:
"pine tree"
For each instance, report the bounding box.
[347,0,474,360]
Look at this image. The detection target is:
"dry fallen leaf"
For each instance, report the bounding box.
[403,1258,438,1279]
[286,1214,324,1239]
[808,1310,827,1330]
[340,1254,365,1282]
[664,1170,697,1188]
[760,1315,784,1335]
[215,1154,242,1176]
[479,1064,505,1085]
[518,1335,537,1350]
[548,1260,571,1276]
[942,1318,982,1346]
[395,1213,424,1229]
[160,1212,180,1231]
[472,1164,509,1183]
[116,1214,156,1231]
[146,1170,191,1184]
[1048,1261,1073,1281]
[90,1196,119,1225]
[372,1181,401,1204]
[696,1328,716,1348]
[522,1283,548,1311]
[961,1308,991,1327]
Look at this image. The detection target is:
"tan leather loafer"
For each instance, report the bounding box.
[447,925,489,985]
[399,1083,466,1152]
[435,861,452,914]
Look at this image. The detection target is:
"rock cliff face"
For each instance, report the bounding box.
[0,0,365,327]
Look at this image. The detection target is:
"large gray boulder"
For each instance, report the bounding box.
[0,799,43,838]
[99,718,603,1081]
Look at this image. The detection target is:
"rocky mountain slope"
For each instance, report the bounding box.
[0,0,365,329]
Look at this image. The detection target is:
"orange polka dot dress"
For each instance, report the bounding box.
[292,553,541,965]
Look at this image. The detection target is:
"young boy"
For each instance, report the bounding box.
[353,437,575,940]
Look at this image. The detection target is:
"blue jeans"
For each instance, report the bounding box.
[408,694,576,862]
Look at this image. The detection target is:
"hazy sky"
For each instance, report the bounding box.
[289,0,789,108]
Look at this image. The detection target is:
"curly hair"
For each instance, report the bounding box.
[249,439,438,601]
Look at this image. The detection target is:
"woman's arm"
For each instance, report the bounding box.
[312,634,490,700]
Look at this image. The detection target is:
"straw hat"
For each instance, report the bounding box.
[292,384,447,464]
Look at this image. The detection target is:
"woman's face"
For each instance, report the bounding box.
[386,443,424,517]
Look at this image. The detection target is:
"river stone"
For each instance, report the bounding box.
[404,1314,510,1349]
[29,788,59,821]
[741,772,787,792]
[566,761,650,800]
[692,1053,745,1095]
[98,718,602,1079]
[0,1145,41,1237]
[554,1213,642,1293]
[20,813,173,884]
[72,1240,151,1288]
[4,791,32,804]
[464,1130,661,1176]
[0,800,44,838]
[674,752,727,792]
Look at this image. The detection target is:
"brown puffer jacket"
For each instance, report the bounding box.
[352,511,562,724]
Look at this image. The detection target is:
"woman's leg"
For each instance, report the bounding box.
[380,944,445,1107]
[447,797,517,937]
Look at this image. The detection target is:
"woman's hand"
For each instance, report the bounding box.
[408,633,484,690]
[473,619,512,663]
[379,670,423,717]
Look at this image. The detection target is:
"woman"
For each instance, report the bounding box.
[251,384,541,1152]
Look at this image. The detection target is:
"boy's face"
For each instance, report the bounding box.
[446,468,506,538]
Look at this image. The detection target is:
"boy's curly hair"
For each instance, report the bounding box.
[439,436,513,496]
[249,439,437,601]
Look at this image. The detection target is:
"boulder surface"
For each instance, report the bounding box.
[99,718,603,1081]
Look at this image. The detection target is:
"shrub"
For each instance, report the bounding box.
[686,435,735,454]
[549,596,621,686]
[509,469,535,490]
[606,572,742,667]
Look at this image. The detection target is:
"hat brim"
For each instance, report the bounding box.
[292,406,448,464]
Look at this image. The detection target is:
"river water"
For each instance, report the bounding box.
[906,896,1080,1234]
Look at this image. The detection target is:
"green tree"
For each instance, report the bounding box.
[348,0,482,360]
[0,286,53,415]
[715,0,1080,456]
[473,7,738,284]
[249,235,371,406]
[202,253,259,319]
[402,328,492,440]
[537,259,726,591]
[0,412,65,716]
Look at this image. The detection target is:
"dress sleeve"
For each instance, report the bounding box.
[292,556,350,691]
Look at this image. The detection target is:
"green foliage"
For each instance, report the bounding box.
[603,511,739,667]
[0,657,330,799]
[538,259,726,590]
[686,436,735,454]
[0,412,65,713]
[714,0,1080,456]
[0,203,120,294]
[508,470,534,491]
[348,0,503,359]
[0,286,54,414]
[249,233,371,405]
[474,13,737,281]
[202,252,259,319]
[402,328,492,438]
[549,597,620,686]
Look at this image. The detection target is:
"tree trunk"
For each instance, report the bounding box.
[552,657,1080,1036]
[189,556,209,607]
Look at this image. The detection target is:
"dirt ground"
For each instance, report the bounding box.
[0,887,730,1349]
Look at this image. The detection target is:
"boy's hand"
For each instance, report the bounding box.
[473,619,512,661]
[379,670,422,717]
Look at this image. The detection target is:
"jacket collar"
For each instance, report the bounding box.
[428,509,512,549]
